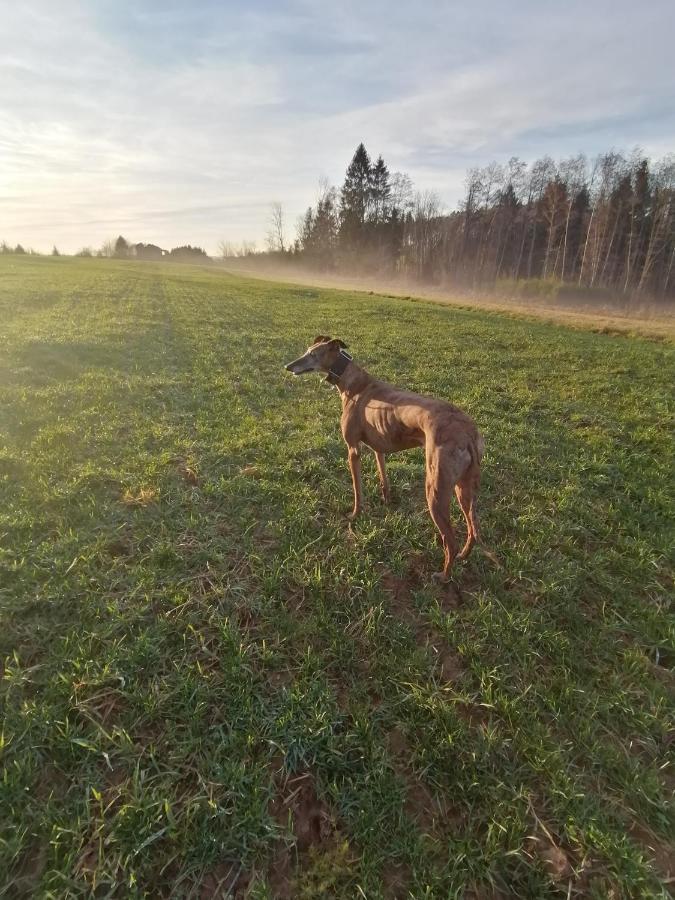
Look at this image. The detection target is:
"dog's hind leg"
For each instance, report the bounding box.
[347,444,363,519]
[374,451,390,504]
[425,447,458,578]
[455,467,480,560]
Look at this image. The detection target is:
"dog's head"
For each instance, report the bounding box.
[284,335,349,376]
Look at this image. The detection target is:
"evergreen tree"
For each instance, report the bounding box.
[339,143,373,249]
[370,155,391,224]
[113,235,130,258]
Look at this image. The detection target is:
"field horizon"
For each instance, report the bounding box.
[1,256,673,897]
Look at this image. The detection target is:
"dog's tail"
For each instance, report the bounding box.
[467,433,502,569]
[469,433,485,470]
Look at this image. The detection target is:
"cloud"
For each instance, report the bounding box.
[1,0,673,252]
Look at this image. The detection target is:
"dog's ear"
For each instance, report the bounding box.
[334,339,348,349]
[313,334,332,344]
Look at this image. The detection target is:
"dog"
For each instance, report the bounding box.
[285,336,484,578]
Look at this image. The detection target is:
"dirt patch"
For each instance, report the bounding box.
[403,778,439,833]
[271,770,334,852]
[332,680,351,713]
[423,637,465,683]
[267,767,339,898]
[386,726,465,837]
[268,668,293,689]
[382,862,412,899]
[198,862,251,899]
[382,571,467,689]
[525,808,575,886]
[455,701,491,728]
[75,688,127,726]
[629,821,675,882]
[34,763,70,803]
[537,841,573,882]
[74,836,100,882]
[106,538,132,558]
[382,573,416,622]
[387,725,411,758]
[235,604,262,633]
[10,843,48,896]
[178,462,199,486]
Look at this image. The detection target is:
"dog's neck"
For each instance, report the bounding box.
[329,360,371,398]
[324,349,352,386]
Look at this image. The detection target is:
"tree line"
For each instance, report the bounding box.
[0,235,210,261]
[280,144,674,301]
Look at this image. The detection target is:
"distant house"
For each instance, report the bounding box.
[133,243,167,261]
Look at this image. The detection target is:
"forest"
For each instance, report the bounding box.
[289,144,675,301]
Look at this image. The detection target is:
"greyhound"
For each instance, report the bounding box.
[285,336,484,578]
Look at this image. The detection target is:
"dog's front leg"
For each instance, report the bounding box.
[347,445,363,518]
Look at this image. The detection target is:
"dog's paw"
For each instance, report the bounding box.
[431,571,451,583]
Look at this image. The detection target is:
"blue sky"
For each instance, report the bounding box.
[2,0,674,253]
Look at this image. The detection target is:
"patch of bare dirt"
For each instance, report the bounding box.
[386,727,465,838]
[75,688,127,726]
[382,862,413,899]
[106,538,132,558]
[387,725,411,758]
[268,668,293,689]
[9,843,48,897]
[271,770,334,852]
[234,604,261,633]
[179,463,200,485]
[267,767,339,898]
[382,571,467,689]
[629,821,675,883]
[198,862,252,899]
[525,808,575,886]
[34,763,70,803]
[381,572,416,622]
[455,701,491,728]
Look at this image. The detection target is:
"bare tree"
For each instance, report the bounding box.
[389,172,414,214]
[266,202,286,253]
[638,155,675,294]
[217,240,238,259]
[558,154,587,279]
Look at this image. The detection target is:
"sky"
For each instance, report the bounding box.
[1,0,674,255]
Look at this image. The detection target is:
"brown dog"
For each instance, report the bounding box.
[285,336,484,578]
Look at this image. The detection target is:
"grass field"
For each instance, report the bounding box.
[1,256,673,898]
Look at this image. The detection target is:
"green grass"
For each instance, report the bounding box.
[1,256,673,898]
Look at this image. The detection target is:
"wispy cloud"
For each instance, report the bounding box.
[2,0,673,252]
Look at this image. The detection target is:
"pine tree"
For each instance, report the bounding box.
[339,143,373,251]
[114,235,129,259]
[370,155,391,224]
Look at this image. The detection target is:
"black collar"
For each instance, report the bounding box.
[326,349,353,385]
